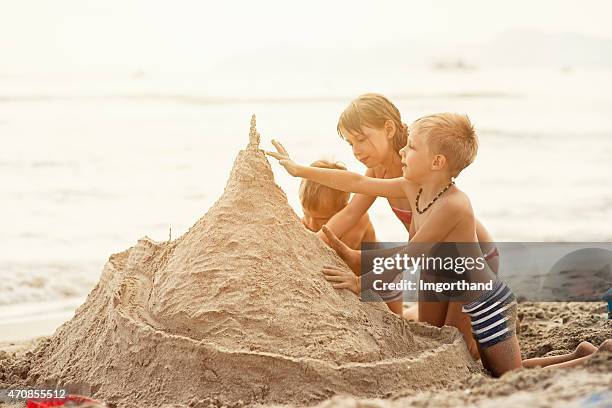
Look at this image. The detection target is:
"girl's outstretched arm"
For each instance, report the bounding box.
[266,139,408,199]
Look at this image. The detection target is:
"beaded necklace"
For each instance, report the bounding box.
[415,181,455,214]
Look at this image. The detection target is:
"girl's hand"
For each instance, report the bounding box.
[265,140,302,177]
[315,229,330,245]
[322,266,360,295]
[322,225,361,274]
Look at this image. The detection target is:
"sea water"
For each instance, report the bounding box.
[1,67,611,334]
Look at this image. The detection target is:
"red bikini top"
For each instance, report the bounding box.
[391,207,412,227]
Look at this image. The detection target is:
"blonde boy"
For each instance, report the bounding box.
[299,160,376,250]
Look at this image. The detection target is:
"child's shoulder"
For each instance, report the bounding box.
[439,187,474,217]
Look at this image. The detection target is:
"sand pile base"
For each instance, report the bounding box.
[306,302,612,408]
[8,117,477,407]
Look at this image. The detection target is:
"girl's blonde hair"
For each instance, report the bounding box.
[337,93,408,153]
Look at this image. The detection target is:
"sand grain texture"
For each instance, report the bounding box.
[4,117,476,407]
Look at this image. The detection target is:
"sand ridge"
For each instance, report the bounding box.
[5,116,477,407]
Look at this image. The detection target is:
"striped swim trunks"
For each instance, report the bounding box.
[462,280,517,349]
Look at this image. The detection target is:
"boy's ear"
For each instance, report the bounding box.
[384,120,396,140]
[431,154,447,171]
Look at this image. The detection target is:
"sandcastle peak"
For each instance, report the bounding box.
[248,113,260,150]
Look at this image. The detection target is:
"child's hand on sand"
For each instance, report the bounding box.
[265,140,302,177]
[322,265,360,295]
[321,226,361,274]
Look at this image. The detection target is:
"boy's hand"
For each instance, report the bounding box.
[322,266,360,294]
[265,140,302,177]
[322,225,361,274]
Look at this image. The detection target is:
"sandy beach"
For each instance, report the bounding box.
[1,302,609,407]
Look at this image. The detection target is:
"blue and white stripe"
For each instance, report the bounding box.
[462,280,517,349]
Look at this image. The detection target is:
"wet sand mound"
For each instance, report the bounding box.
[23,117,476,407]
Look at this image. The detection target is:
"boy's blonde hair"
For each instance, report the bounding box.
[337,93,407,153]
[411,113,478,177]
[299,160,350,212]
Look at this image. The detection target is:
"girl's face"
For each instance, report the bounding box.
[340,123,395,168]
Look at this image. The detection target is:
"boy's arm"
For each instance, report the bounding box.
[266,139,408,199]
[323,195,494,294]
[323,195,472,275]
[322,196,473,293]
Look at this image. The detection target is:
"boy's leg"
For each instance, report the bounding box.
[445,302,480,360]
[420,300,480,360]
[418,300,448,326]
[462,280,523,375]
[538,339,611,369]
[479,334,522,376]
[522,341,597,368]
[385,300,403,315]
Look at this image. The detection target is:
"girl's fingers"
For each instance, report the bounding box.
[333,283,351,289]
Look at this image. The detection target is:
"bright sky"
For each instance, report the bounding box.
[1,0,611,72]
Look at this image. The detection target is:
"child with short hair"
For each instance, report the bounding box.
[267,113,610,375]
[299,160,406,315]
[299,160,376,251]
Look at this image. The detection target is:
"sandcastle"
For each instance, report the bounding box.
[22,116,476,407]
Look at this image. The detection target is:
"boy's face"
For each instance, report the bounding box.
[399,127,432,182]
[302,205,339,232]
[340,125,393,168]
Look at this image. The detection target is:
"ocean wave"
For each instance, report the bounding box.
[0,261,98,307]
